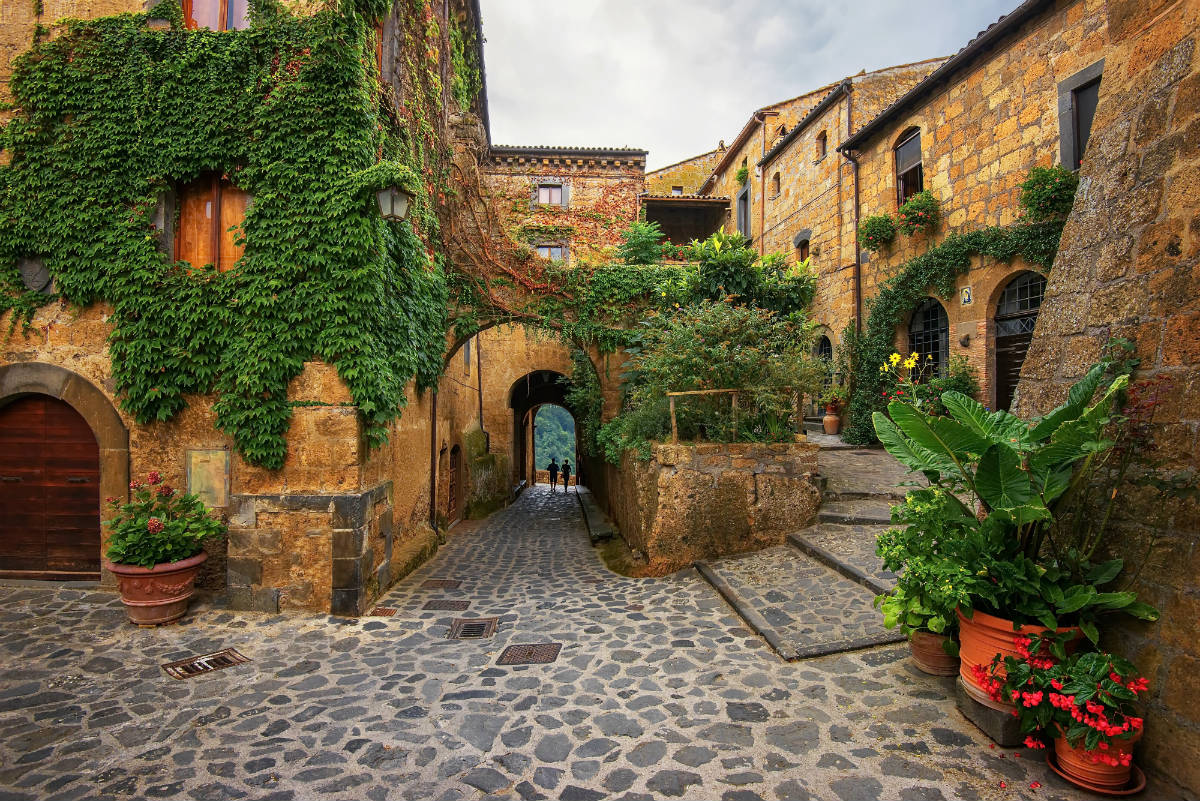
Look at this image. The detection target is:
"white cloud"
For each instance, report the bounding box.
[479,0,1017,170]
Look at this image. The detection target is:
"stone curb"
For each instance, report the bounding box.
[787,530,894,596]
[693,561,800,660]
[574,487,614,544]
[817,505,893,526]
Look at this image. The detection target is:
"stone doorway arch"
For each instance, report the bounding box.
[0,363,130,579]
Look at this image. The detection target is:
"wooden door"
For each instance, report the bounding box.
[0,395,101,579]
[448,446,461,522]
[995,332,1033,412]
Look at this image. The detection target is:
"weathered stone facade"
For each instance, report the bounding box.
[645,147,725,195]
[596,441,820,575]
[1014,0,1199,790]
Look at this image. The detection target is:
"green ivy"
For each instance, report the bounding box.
[842,220,1065,444]
[448,13,481,111]
[0,2,450,468]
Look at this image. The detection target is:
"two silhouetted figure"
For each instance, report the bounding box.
[545,458,573,492]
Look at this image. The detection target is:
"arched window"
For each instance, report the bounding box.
[815,335,833,362]
[797,239,810,261]
[908,298,948,379]
[895,127,923,205]
[816,130,828,159]
[771,172,781,196]
[994,272,1047,410]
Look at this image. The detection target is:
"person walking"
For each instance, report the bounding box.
[546,458,559,492]
[561,459,572,492]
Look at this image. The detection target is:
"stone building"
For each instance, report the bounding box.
[1014,0,1199,787]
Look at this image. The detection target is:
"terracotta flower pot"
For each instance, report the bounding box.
[957,607,1081,708]
[1053,728,1142,792]
[104,551,207,626]
[909,630,959,676]
[822,410,841,435]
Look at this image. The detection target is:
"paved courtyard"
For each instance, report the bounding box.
[0,485,1177,800]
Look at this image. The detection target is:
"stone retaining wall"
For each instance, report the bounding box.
[595,441,820,575]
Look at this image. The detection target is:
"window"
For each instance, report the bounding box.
[815,335,833,362]
[536,244,566,262]
[735,185,751,239]
[995,272,1047,336]
[894,127,923,205]
[1058,60,1104,171]
[462,337,471,375]
[183,0,248,30]
[816,130,827,160]
[770,172,781,196]
[797,239,810,261]
[176,174,249,272]
[536,183,566,207]
[908,298,949,379]
[671,186,684,196]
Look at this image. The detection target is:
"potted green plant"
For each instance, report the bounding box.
[819,384,848,434]
[896,189,940,236]
[856,213,896,252]
[874,487,961,675]
[978,632,1148,793]
[103,472,225,625]
[871,356,1159,705]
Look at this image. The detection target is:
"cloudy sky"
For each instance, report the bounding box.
[479,0,1016,170]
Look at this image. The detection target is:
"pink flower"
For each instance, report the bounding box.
[147,471,162,485]
[146,518,165,534]
[156,485,175,498]
[130,480,144,490]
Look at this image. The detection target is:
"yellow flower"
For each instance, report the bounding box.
[889,353,901,365]
[903,357,917,369]
[926,353,933,360]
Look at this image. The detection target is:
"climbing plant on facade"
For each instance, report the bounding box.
[0,0,452,468]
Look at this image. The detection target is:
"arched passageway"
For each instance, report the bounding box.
[509,370,581,489]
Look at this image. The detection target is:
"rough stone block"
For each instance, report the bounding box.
[332,556,362,590]
[331,495,367,529]
[226,557,262,587]
[375,561,390,592]
[955,678,1023,747]
[331,588,362,618]
[227,586,281,614]
[332,527,365,559]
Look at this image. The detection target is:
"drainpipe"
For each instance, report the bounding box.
[475,336,488,450]
[842,86,863,333]
[759,113,767,258]
[429,390,438,530]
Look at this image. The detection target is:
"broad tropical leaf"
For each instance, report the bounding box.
[1027,363,1106,440]
[872,412,953,477]
[975,443,1035,511]
[888,402,982,467]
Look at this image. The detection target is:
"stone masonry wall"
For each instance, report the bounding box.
[645,148,725,195]
[600,441,820,575]
[1014,0,1200,791]
[850,0,1108,408]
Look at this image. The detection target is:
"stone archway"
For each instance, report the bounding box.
[0,363,130,579]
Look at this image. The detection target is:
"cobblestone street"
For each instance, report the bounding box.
[0,486,1177,800]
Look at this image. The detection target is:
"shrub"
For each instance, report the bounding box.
[597,300,821,461]
[1020,165,1080,222]
[617,220,666,265]
[896,190,940,236]
[104,473,225,568]
[735,165,749,186]
[857,214,896,252]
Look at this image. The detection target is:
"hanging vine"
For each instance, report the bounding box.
[0,0,450,468]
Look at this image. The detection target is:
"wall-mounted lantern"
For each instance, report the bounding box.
[376,185,414,221]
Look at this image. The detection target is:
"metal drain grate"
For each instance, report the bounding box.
[423,600,471,611]
[421,579,462,590]
[368,606,397,616]
[161,648,250,680]
[448,617,498,639]
[497,643,562,665]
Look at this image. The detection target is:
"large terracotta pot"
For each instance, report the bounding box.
[957,607,1080,708]
[104,551,207,625]
[822,407,842,435]
[1053,728,1142,792]
[909,630,959,676]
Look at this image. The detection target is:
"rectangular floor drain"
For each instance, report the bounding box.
[423,600,471,611]
[161,648,250,680]
[421,579,462,590]
[368,606,397,616]
[497,643,562,665]
[448,617,498,639]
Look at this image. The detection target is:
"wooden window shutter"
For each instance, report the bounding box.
[530,183,539,209]
[217,180,249,272]
[560,183,570,209]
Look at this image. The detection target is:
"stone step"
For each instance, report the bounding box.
[788,523,897,595]
[695,546,903,661]
[817,499,895,526]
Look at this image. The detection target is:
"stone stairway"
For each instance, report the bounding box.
[697,447,915,661]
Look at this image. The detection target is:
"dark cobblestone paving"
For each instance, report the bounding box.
[818,448,922,501]
[0,485,1176,800]
[701,545,900,657]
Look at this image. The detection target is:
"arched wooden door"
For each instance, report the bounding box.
[0,395,101,579]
